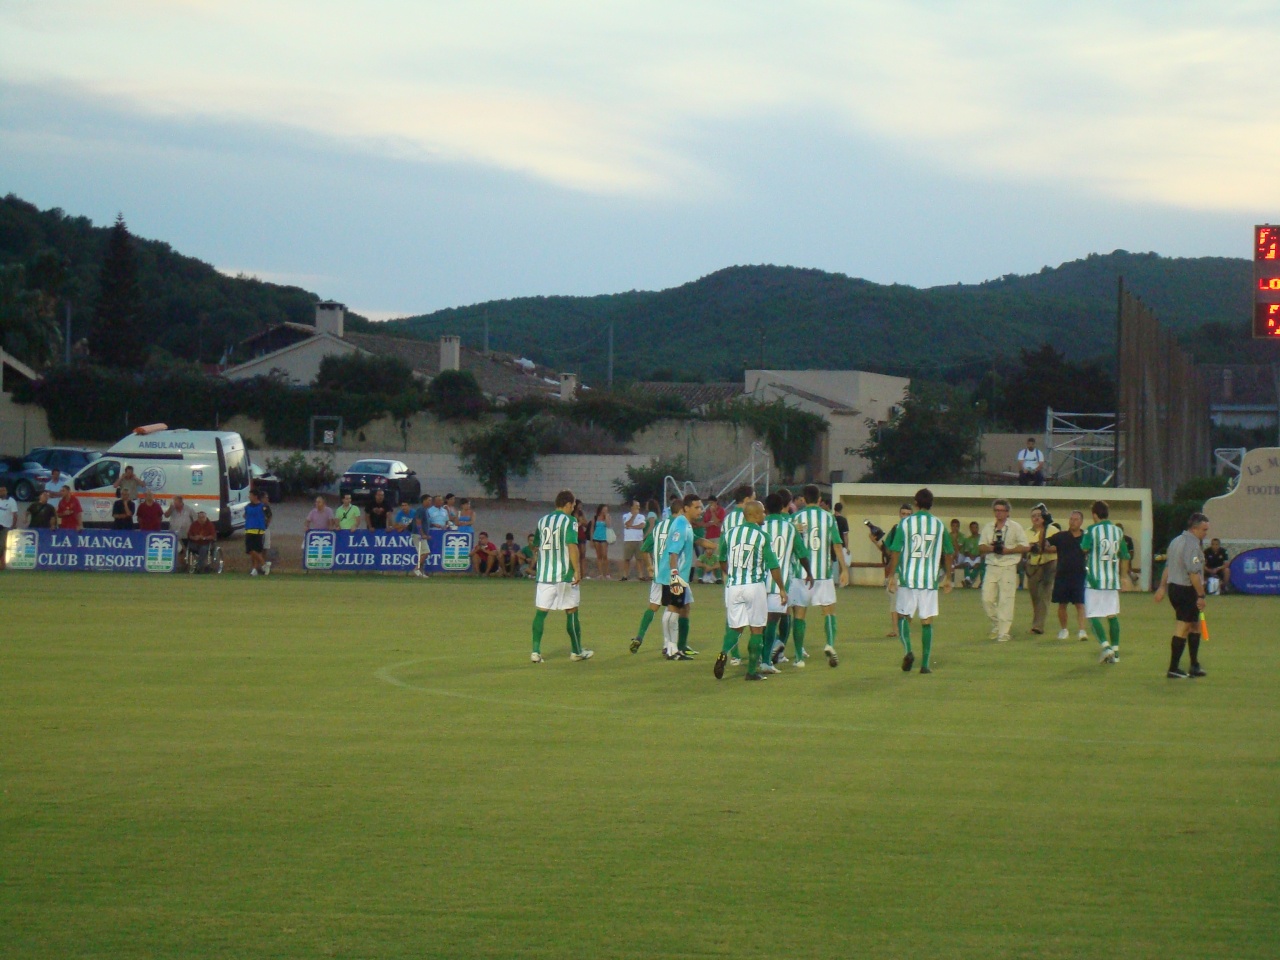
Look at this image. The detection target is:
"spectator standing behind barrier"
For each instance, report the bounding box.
[427,495,449,530]
[1044,510,1088,639]
[391,500,415,533]
[472,531,500,575]
[116,465,146,503]
[0,485,15,571]
[26,490,56,530]
[136,491,164,531]
[56,489,83,531]
[244,489,270,576]
[366,490,390,531]
[444,493,459,526]
[621,500,646,581]
[165,496,196,564]
[979,498,1030,642]
[306,496,336,532]
[335,494,362,531]
[1025,505,1061,635]
[188,510,218,573]
[591,504,611,579]
[45,468,70,508]
[455,498,475,530]
[1017,437,1046,486]
[111,488,135,530]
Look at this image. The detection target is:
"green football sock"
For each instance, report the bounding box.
[778,615,791,648]
[636,608,655,640]
[747,633,763,675]
[824,614,837,648]
[921,623,933,669]
[677,616,690,652]
[722,628,740,655]
[898,616,912,654]
[792,619,807,660]
[566,611,582,654]
[1090,617,1108,646]
[762,620,778,660]
[531,610,548,654]
[1108,617,1120,649]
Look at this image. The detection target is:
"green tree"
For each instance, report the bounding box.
[426,369,487,420]
[857,385,980,483]
[89,215,147,368]
[0,263,60,365]
[992,344,1115,430]
[458,416,548,499]
[315,353,418,397]
[613,455,686,505]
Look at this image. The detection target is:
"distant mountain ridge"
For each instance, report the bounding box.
[385,253,1253,382]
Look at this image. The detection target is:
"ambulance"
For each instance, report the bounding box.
[70,425,253,534]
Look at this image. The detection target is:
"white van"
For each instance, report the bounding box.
[71,427,253,534]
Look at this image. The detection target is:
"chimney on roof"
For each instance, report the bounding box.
[1222,367,1233,401]
[316,301,345,338]
[440,335,461,372]
[559,373,577,402]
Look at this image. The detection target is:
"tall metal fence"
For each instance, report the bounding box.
[1116,282,1211,501]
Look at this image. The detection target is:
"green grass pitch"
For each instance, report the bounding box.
[2,574,1276,959]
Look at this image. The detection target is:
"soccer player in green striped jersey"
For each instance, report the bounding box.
[714,500,788,680]
[884,488,954,674]
[629,497,682,654]
[1080,500,1132,664]
[531,490,590,663]
[762,492,814,669]
[791,484,852,667]
[719,484,754,537]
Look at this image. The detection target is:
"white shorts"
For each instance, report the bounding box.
[1084,587,1120,620]
[767,591,788,614]
[535,582,581,611]
[649,581,693,606]
[809,578,837,608]
[787,577,810,609]
[895,586,939,620]
[725,582,768,629]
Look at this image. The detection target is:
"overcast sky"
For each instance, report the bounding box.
[2,1,1276,319]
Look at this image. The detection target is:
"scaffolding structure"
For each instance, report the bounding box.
[1045,409,1120,486]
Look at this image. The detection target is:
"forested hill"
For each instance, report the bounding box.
[0,194,373,363]
[386,253,1254,381]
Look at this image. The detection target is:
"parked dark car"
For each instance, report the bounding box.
[338,459,421,507]
[24,446,102,477]
[249,463,283,504]
[0,456,53,502]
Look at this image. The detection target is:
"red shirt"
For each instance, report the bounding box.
[188,519,217,542]
[137,501,164,531]
[57,495,82,529]
[475,540,497,554]
[703,502,725,539]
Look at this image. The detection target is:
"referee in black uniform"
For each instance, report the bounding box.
[1153,512,1210,678]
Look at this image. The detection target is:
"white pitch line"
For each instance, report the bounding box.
[372,658,1210,749]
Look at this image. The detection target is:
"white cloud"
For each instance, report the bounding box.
[2,1,1279,208]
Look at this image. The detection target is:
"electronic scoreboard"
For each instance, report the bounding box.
[1256,225,1280,338]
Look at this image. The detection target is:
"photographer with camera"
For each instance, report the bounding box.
[978,498,1030,642]
[1026,504,1061,635]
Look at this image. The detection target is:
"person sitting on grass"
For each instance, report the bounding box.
[472,531,500,575]
[499,532,523,576]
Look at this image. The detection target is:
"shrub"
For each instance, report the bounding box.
[614,456,688,505]
[426,369,487,421]
[264,451,337,497]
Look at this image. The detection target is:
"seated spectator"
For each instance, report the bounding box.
[111,488,135,530]
[520,533,537,578]
[471,531,500,575]
[26,490,57,530]
[1117,523,1139,584]
[498,532,522,576]
[1203,537,1230,593]
[366,490,390,530]
[1017,437,1046,486]
[391,499,416,532]
[306,496,336,531]
[456,498,475,530]
[165,495,197,562]
[958,520,982,587]
[334,494,362,531]
[56,490,83,531]
[188,510,218,573]
[136,491,164,531]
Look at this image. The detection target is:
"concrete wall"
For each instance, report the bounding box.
[256,448,654,505]
[0,396,52,454]
[1203,448,1280,545]
[832,482,1154,590]
[629,420,763,480]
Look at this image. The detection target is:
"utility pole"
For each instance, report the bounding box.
[607,319,614,387]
